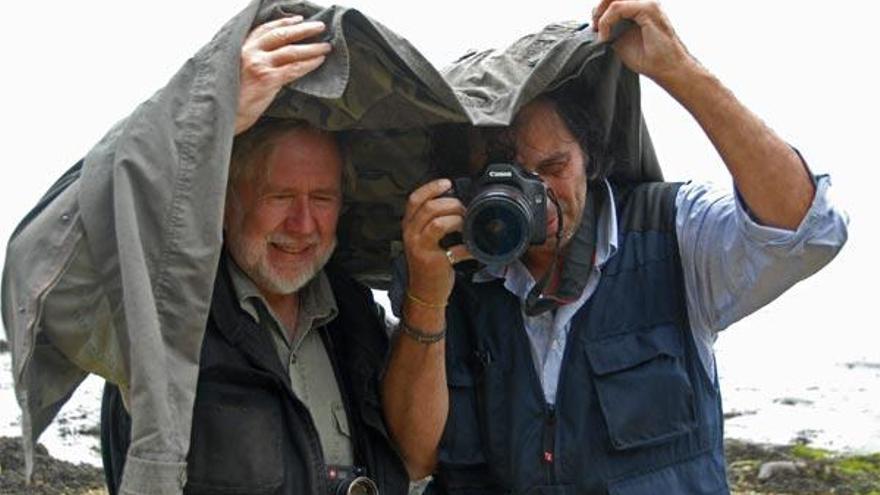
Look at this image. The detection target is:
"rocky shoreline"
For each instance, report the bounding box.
[725,439,880,495]
[1,436,878,494]
[0,437,104,495]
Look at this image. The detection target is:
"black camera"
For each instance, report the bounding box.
[327,465,378,495]
[445,162,547,266]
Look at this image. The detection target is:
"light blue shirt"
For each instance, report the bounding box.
[473,176,848,404]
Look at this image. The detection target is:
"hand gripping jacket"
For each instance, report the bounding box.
[431,182,731,495]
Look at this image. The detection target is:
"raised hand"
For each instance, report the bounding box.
[592,0,693,84]
[236,16,332,134]
[402,179,471,308]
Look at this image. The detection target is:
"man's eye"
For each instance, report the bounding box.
[312,194,339,204]
[539,162,566,176]
[261,195,292,206]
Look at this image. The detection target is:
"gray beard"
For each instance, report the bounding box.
[235,237,337,296]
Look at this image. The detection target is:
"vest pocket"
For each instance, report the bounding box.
[440,362,489,467]
[185,379,284,494]
[436,361,498,491]
[585,324,697,450]
[607,452,729,494]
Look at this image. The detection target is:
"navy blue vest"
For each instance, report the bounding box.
[432,182,729,495]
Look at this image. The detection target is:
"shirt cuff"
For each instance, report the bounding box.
[734,173,833,246]
[120,455,187,495]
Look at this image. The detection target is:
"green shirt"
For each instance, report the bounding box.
[227,258,353,466]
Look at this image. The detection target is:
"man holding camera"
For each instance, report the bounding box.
[383,1,848,492]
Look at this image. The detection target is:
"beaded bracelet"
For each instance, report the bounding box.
[406,292,447,309]
[398,320,446,344]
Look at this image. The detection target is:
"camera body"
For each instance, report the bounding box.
[446,162,547,266]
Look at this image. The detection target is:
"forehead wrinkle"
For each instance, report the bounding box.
[535,150,572,166]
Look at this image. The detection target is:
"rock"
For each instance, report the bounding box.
[792,429,820,444]
[723,409,757,420]
[773,397,814,406]
[0,340,9,354]
[844,361,880,370]
[757,460,805,481]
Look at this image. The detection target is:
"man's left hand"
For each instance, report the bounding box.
[592,0,693,84]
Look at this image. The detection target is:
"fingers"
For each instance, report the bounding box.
[591,0,614,29]
[405,179,452,216]
[404,185,465,245]
[419,214,464,246]
[268,42,332,67]
[444,243,474,265]
[242,17,331,74]
[248,15,304,39]
[277,54,327,83]
[403,178,467,252]
[592,0,661,41]
[252,19,329,51]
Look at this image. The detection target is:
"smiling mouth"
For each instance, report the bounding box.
[271,242,314,256]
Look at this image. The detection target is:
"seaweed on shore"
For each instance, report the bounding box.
[726,439,880,494]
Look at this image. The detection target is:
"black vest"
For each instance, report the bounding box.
[102,257,409,495]
[431,182,730,495]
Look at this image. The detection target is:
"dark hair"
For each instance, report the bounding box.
[428,86,609,181]
[544,84,610,180]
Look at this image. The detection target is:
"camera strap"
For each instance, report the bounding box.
[523,182,601,316]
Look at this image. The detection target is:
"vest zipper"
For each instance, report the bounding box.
[542,404,557,484]
[510,303,561,486]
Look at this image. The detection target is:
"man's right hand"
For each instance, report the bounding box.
[235,16,332,135]
[402,179,471,310]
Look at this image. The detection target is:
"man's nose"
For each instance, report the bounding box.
[284,196,317,234]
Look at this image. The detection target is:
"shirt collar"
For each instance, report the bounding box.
[226,254,338,338]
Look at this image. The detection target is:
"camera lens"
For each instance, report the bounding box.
[335,476,378,495]
[465,185,533,265]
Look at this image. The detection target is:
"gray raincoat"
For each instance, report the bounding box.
[1,1,660,493]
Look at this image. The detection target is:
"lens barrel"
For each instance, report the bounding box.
[327,465,378,495]
[464,184,534,266]
[330,475,378,495]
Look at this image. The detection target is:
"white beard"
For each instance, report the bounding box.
[231,233,336,296]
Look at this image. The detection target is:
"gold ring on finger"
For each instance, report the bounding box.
[445,249,457,266]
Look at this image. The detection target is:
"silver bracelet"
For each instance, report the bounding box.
[398,320,446,344]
